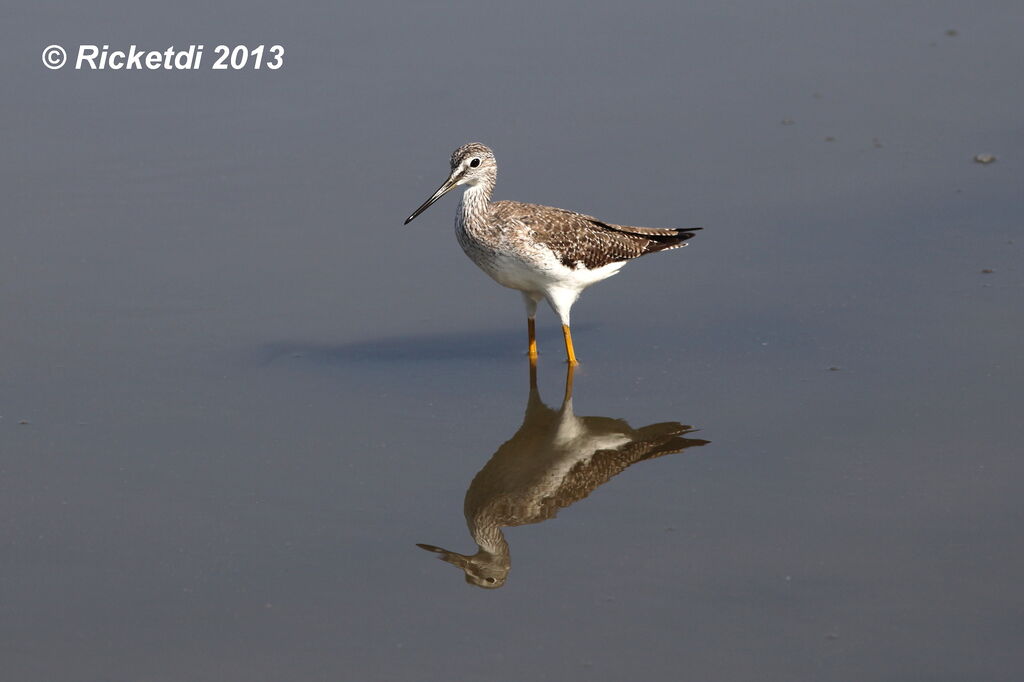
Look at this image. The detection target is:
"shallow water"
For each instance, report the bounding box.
[3,1,1023,680]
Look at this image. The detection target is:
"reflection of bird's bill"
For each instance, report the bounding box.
[404,172,460,225]
[416,543,470,569]
[416,543,445,554]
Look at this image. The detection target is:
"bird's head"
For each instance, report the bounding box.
[404,143,496,225]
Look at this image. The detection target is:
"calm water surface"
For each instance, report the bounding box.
[3,1,1023,680]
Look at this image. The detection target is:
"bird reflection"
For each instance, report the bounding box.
[418,365,710,588]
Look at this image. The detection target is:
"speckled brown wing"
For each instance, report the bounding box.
[490,201,702,269]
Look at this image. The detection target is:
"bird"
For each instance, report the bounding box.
[404,143,702,365]
[417,364,710,588]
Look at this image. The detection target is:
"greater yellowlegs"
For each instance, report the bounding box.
[404,143,702,365]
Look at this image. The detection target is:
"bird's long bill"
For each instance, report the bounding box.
[404,172,459,225]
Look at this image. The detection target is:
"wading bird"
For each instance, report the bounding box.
[405,143,702,365]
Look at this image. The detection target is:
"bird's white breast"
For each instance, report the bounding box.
[456,220,626,295]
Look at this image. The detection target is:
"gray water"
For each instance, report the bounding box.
[3,2,1023,680]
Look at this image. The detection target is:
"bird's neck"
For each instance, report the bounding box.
[458,181,493,232]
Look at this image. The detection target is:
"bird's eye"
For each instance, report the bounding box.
[470,158,481,168]
[485,577,496,583]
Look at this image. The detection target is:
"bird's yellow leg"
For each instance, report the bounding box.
[563,361,576,402]
[562,324,579,366]
[527,318,538,364]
